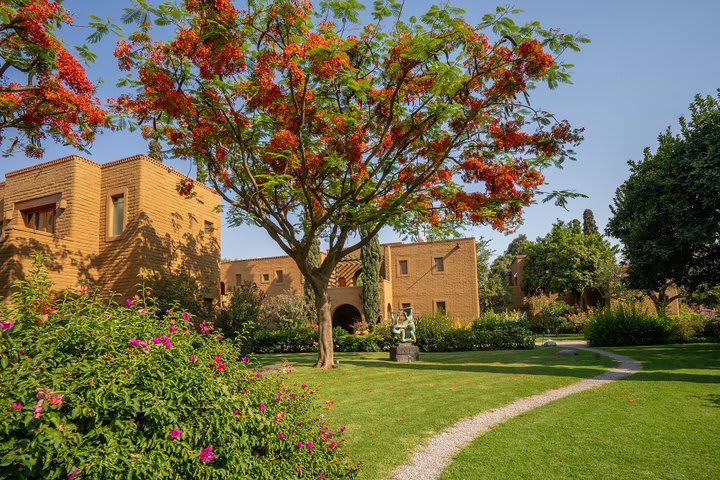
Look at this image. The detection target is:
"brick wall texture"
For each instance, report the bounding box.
[0,155,220,301]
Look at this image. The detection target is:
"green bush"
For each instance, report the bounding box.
[526,297,580,334]
[216,282,264,338]
[0,257,357,479]
[333,326,394,353]
[671,309,709,342]
[260,293,313,330]
[471,318,536,350]
[585,305,674,346]
[147,271,211,320]
[415,313,535,352]
[249,327,319,354]
[414,314,455,352]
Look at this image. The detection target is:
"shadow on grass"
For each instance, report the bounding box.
[701,394,720,408]
[257,343,720,384]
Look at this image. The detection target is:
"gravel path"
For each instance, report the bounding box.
[392,343,641,480]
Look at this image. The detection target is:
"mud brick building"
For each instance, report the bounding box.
[221,237,480,329]
[0,154,221,302]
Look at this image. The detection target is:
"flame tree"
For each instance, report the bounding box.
[115,0,585,368]
[0,0,110,157]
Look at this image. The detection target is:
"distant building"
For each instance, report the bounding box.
[221,237,480,330]
[0,155,221,302]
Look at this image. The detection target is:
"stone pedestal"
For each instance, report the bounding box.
[390,343,420,362]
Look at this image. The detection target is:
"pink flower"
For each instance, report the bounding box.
[277,432,285,439]
[340,426,346,433]
[48,394,63,407]
[328,440,337,450]
[0,321,14,331]
[181,312,190,321]
[320,471,324,480]
[310,323,319,329]
[275,393,282,401]
[37,391,45,399]
[138,308,148,315]
[199,321,211,334]
[75,285,88,295]
[301,384,307,389]
[255,373,262,379]
[169,325,177,333]
[33,399,44,418]
[241,357,248,364]
[213,356,227,371]
[198,445,215,462]
[170,428,182,439]
[130,338,148,349]
[216,335,222,341]
[151,337,163,345]
[68,467,79,480]
[307,440,314,451]
[259,403,266,412]
[166,309,172,315]
[233,410,239,416]
[125,299,134,307]
[188,355,197,363]
[296,441,304,449]
[10,401,23,411]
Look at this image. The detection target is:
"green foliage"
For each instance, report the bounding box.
[360,226,382,326]
[147,271,208,319]
[582,209,599,235]
[216,282,265,338]
[260,293,313,330]
[478,235,530,311]
[249,327,320,354]
[0,261,357,479]
[303,236,321,321]
[585,305,674,346]
[525,295,582,333]
[524,220,617,303]
[607,92,720,296]
[415,313,535,352]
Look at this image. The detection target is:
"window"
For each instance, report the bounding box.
[235,274,242,287]
[22,205,55,233]
[110,194,125,236]
[276,270,284,282]
[220,282,226,296]
[434,257,445,272]
[401,302,412,312]
[204,221,214,234]
[436,301,446,315]
[337,277,347,288]
[398,260,409,275]
[262,273,270,283]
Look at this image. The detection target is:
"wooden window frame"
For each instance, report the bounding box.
[398,259,409,277]
[434,300,447,315]
[433,256,445,274]
[105,189,128,241]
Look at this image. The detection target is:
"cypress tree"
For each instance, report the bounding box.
[583,209,599,235]
[304,236,320,323]
[360,225,382,326]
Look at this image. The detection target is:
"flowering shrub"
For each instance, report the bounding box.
[260,293,313,330]
[0,257,357,479]
[695,307,720,338]
[525,296,580,333]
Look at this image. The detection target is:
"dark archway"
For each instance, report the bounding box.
[353,268,363,286]
[332,304,362,332]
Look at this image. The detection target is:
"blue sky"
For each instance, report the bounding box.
[3,0,719,260]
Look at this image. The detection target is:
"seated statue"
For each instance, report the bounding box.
[390,307,416,343]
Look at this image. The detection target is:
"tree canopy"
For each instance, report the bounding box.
[477,234,530,311]
[0,0,110,157]
[607,92,720,308]
[524,220,617,306]
[116,0,586,367]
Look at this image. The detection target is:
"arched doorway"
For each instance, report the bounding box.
[353,268,363,286]
[332,304,362,332]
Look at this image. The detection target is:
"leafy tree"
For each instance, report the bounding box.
[524,220,617,307]
[0,0,112,157]
[360,225,382,326]
[607,93,720,314]
[216,281,265,337]
[477,235,531,311]
[116,0,585,368]
[582,208,598,235]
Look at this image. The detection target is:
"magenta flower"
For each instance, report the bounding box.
[68,467,79,480]
[296,441,304,449]
[301,384,307,389]
[340,426,346,433]
[278,432,285,439]
[169,325,177,333]
[198,445,215,462]
[216,335,222,342]
[259,403,267,412]
[241,357,249,364]
[170,428,182,439]
[188,355,197,363]
[307,440,314,451]
[33,399,44,419]
[233,410,239,416]
[213,356,227,371]
[199,321,211,334]
[275,393,282,401]
[181,312,190,322]
[151,337,163,345]
[255,373,262,379]
[0,321,14,331]
[165,309,172,315]
[328,440,337,450]
[10,401,23,411]
[125,299,134,307]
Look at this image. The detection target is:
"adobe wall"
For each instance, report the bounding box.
[0,156,101,299]
[388,237,480,323]
[221,255,304,299]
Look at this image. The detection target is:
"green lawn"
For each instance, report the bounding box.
[256,349,615,479]
[441,343,720,480]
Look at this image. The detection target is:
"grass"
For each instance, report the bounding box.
[441,343,720,480]
[255,348,614,479]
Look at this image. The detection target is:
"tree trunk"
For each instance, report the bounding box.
[313,283,334,369]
